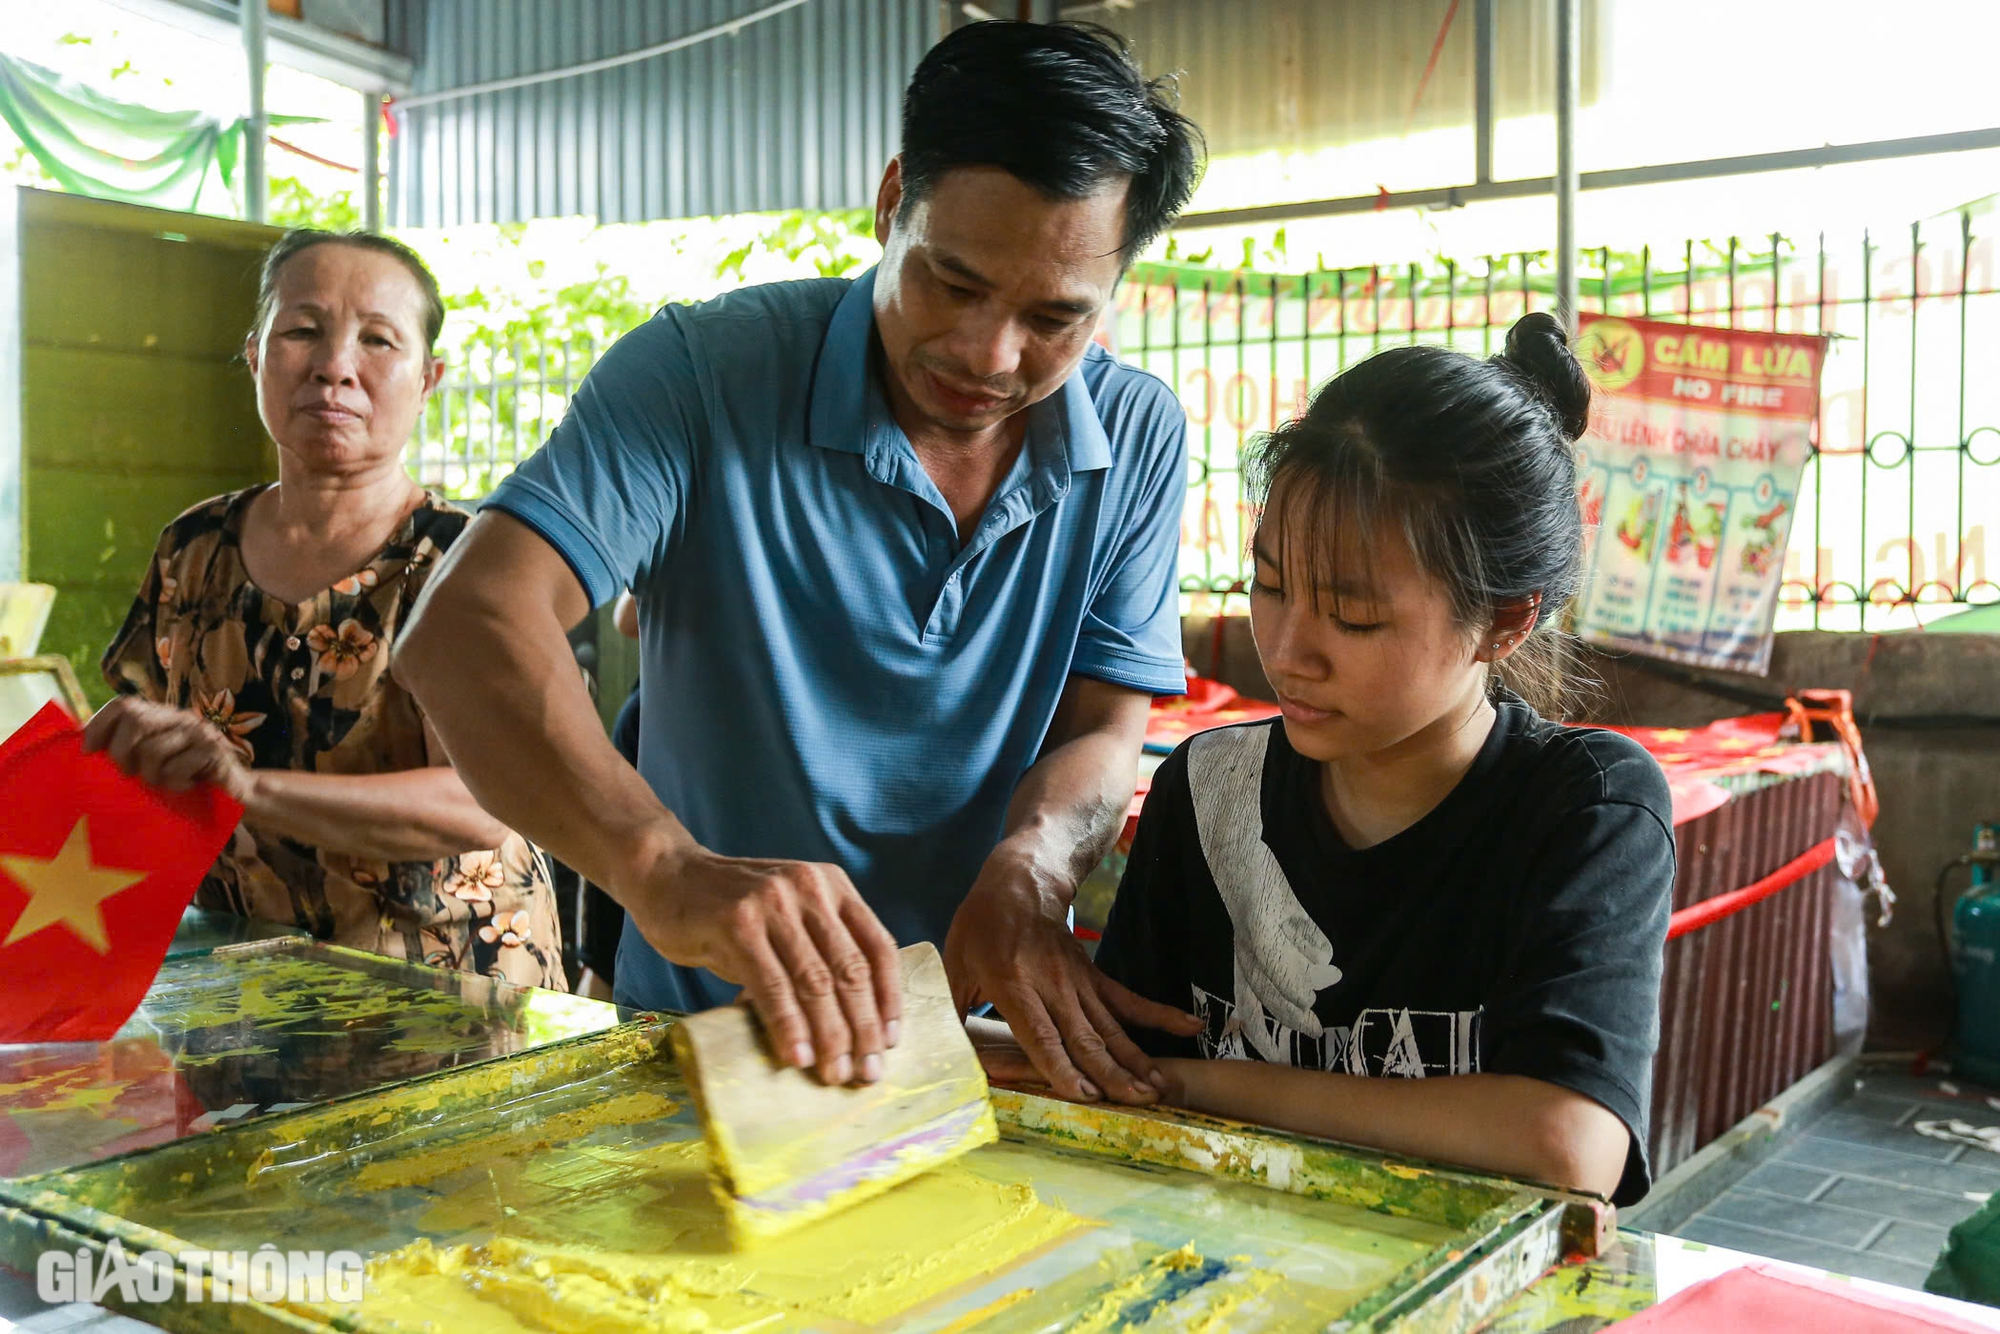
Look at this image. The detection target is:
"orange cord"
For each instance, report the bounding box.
[1784,688,1879,828]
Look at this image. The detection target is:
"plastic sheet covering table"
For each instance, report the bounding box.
[0,1021,1608,1334]
[0,938,622,1179]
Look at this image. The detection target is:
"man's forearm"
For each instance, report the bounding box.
[994,719,1139,905]
[990,677,1151,906]
[945,678,1175,1102]
[395,546,687,901]
[1163,1059,1628,1198]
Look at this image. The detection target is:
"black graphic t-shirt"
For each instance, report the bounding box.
[1095,697,1675,1205]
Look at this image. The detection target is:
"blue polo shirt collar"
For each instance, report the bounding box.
[807,267,1115,485]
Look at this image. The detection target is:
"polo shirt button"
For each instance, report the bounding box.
[286,636,301,651]
[291,667,305,680]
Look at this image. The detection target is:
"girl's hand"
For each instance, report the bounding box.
[968,1015,1193,1107]
[1150,1058,1191,1106]
[965,1015,1046,1088]
[83,697,254,803]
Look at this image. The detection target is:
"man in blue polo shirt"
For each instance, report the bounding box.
[398,21,1205,1106]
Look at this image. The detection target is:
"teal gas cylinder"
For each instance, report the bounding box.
[1954,824,2000,1087]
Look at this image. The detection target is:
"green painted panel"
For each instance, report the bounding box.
[13,191,280,697]
[25,469,258,595]
[22,347,265,471]
[31,466,260,709]
[37,587,125,708]
[20,221,267,360]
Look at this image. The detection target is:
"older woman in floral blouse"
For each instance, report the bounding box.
[85,229,565,990]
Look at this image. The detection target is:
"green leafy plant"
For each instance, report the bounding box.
[418,229,655,499]
[268,173,358,230]
[714,208,874,282]
[406,209,886,499]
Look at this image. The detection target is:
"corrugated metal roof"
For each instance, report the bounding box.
[390,0,935,227]
[384,0,425,64]
[391,0,1603,228]
[1081,0,1604,159]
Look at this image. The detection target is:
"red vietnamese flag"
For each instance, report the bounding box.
[0,702,242,1041]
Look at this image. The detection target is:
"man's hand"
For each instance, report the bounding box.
[944,852,1199,1105]
[627,845,903,1087]
[83,697,254,804]
[396,512,902,1090]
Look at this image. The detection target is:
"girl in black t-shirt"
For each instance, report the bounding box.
[972,313,1675,1204]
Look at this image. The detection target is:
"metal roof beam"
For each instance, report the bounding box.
[1175,126,2000,232]
[102,0,415,94]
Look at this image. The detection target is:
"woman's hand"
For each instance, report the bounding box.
[85,695,527,865]
[1145,1060,1630,1198]
[83,697,254,804]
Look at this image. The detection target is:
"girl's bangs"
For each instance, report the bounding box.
[1255,453,1407,616]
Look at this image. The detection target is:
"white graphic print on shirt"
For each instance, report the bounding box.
[1184,726,1482,1076]
[1190,985,1482,1075]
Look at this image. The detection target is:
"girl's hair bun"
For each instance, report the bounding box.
[1498,311,1592,442]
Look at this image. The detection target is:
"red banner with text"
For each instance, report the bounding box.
[1572,314,1829,673]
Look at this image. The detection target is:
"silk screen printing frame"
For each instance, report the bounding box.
[0,1022,1610,1334]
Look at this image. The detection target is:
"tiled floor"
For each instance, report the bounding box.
[0,1265,157,1334]
[1675,1069,2000,1290]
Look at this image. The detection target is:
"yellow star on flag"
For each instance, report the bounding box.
[1652,728,1693,743]
[0,817,149,954]
[1716,737,1757,751]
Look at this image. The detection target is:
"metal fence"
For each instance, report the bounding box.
[413,205,2000,633]
[410,334,607,501]
[1115,207,2000,633]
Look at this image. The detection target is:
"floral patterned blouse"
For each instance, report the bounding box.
[103,486,567,991]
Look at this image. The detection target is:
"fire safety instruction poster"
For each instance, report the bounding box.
[1572,313,1828,674]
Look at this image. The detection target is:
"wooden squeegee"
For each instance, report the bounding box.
[669,942,998,1246]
